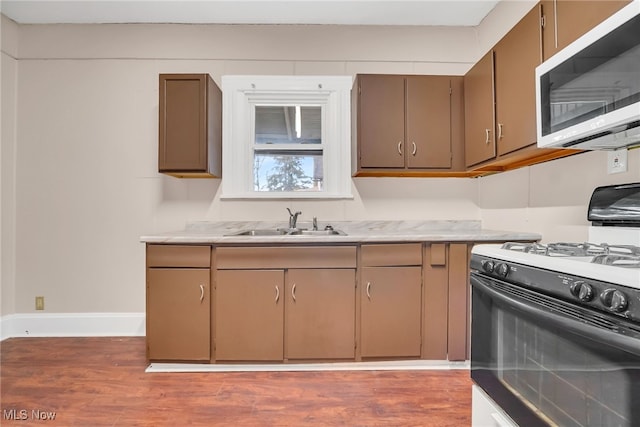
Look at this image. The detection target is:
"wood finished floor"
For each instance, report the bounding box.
[1,337,472,426]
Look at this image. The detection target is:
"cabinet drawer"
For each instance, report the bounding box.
[217,246,357,269]
[361,243,422,266]
[147,244,211,268]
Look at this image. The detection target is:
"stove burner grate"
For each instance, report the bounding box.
[592,254,640,268]
[501,242,640,267]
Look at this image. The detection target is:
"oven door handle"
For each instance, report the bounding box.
[471,274,640,357]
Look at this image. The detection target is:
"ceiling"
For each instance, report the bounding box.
[0,0,501,26]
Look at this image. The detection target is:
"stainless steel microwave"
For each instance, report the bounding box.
[535,1,640,150]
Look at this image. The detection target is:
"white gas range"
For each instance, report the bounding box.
[470,182,640,427]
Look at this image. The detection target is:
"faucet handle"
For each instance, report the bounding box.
[287,208,302,217]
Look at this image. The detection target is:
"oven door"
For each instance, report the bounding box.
[471,272,640,427]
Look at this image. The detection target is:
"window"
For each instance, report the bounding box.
[221,76,353,199]
[253,105,323,192]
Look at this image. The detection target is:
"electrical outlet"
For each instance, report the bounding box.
[35,296,45,310]
[607,149,628,174]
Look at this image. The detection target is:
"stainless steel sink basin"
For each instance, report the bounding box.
[294,229,346,236]
[227,228,346,236]
[230,229,288,236]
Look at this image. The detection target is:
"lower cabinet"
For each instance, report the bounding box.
[286,269,356,360]
[423,243,471,361]
[215,246,357,362]
[447,243,471,361]
[146,244,211,361]
[423,243,449,360]
[361,266,422,358]
[145,242,476,363]
[360,243,423,358]
[215,269,284,361]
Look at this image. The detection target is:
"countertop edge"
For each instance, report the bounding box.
[139,231,541,245]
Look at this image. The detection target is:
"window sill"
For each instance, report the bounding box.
[220,192,354,201]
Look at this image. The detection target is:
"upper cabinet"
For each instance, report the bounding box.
[464,52,495,167]
[465,6,541,167]
[353,74,465,176]
[465,4,580,171]
[541,0,632,61]
[158,74,222,178]
[493,5,542,157]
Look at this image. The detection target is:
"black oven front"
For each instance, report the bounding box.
[470,270,640,427]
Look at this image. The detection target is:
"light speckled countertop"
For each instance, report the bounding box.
[140,220,540,244]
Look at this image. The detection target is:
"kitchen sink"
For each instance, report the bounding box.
[227,228,347,236]
[231,229,288,236]
[294,229,346,236]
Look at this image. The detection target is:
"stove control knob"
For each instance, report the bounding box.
[570,281,594,302]
[482,260,495,273]
[496,263,510,277]
[600,289,629,312]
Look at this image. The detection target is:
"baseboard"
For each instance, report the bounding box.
[0,312,145,341]
[147,360,470,373]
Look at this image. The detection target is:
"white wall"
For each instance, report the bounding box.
[1,0,573,318]
[480,150,640,242]
[1,14,19,318]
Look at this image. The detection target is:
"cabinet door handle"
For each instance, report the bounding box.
[291,283,297,302]
[199,284,205,303]
[485,128,491,144]
[275,285,280,303]
[397,141,403,155]
[411,142,417,156]
[498,123,504,140]
[366,282,372,300]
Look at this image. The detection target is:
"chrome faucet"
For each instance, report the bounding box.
[287,208,302,229]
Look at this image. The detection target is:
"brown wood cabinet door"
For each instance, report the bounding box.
[357,75,406,168]
[406,76,452,169]
[286,269,356,360]
[541,0,558,61]
[555,0,631,54]
[361,267,422,358]
[159,74,207,172]
[158,74,221,177]
[147,268,210,361]
[494,5,542,156]
[543,0,631,60]
[215,270,285,361]
[464,51,496,167]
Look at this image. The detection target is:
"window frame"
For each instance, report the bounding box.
[221,75,353,200]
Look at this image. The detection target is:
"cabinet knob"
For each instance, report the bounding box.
[291,283,297,302]
[199,284,205,303]
[498,123,504,140]
[275,285,280,303]
[397,141,403,155]
[366,282,372,300]
[411,141,417,156]
[485,129,491,144]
